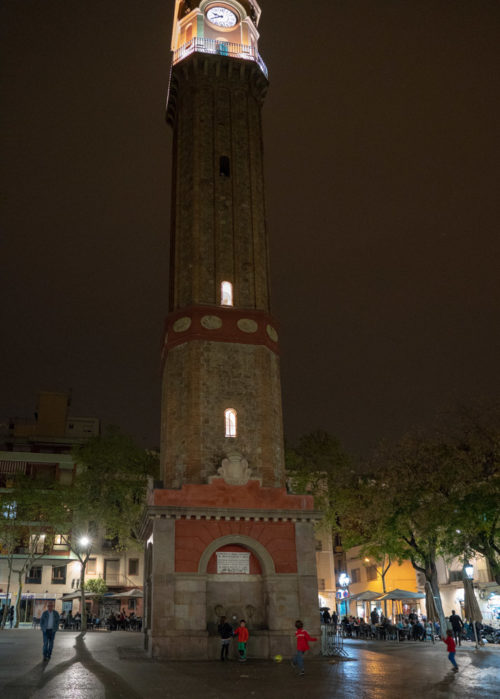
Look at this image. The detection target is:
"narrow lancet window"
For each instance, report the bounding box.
[221,281,233,306]
[225,408,237,438]
[220,155,230,177]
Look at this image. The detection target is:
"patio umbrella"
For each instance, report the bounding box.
[377,589,425,600]
[108,588,144,598]
[463,576,482,649]
[350,591,382,601]
[424,581,439,644]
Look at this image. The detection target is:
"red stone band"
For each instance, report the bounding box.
[162,305,280,356]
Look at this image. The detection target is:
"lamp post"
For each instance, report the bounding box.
[337,573,351,617]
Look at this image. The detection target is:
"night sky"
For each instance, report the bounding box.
[2,1,499,457]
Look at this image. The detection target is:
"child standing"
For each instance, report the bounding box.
[234,619,249,662]
[442,629,459,672]
[218,616,234,661]
[292,620,317,677]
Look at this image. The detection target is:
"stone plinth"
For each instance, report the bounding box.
[141,479,322,660]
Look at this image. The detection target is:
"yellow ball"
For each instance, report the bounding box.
[274,654,283,663]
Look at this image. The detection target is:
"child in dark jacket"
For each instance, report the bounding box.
[292,620,317,676]
[218,616,233,661]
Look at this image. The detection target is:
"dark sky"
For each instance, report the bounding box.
[2,1,499,456]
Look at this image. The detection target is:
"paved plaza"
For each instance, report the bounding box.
[0,629,499,698]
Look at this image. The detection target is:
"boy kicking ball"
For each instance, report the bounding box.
[291,620,317,677]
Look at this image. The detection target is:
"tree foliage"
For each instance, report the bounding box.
[59,427,159,630]
[286,409,500,629]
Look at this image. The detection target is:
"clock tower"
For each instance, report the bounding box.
[141,0,321,660]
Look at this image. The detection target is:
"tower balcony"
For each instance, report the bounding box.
[173,37,268,78]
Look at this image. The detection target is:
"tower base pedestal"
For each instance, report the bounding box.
[141,479,322,660]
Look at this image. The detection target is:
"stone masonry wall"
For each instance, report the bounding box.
[160,339,285,487]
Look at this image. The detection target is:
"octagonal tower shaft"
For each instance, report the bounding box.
[160,4,285,489]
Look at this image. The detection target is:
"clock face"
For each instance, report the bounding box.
[206,6,238,28]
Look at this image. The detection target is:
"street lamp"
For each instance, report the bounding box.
[464,563,474,580]
[339,573,351,587]
[79,536,91,549]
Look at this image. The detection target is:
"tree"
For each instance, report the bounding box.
[438,406,500,584]
[287,430,455,631]
[60,427,159,631]
[0,475,66,630]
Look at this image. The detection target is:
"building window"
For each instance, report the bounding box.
[220,155,230,177]
[224,408,237,438]
[128,559,139,576]
[366,565,378,582]
[449,570,463,583]
[52,565,67,584]
[221,281,233,306]
[25,566,42,584]
[128,598,136,611]
[87,558,97,575]
[350,568,360,583]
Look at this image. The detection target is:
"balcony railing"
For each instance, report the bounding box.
[173,37,268,78]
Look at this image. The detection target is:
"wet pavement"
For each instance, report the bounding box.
[0,629,499,698]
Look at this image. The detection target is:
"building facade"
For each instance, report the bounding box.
[0,393,142,623]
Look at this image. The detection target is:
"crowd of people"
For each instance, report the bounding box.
[57,609,141,631]
[321,606,484,644]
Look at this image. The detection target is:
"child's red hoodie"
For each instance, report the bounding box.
[235,626,249,643]
[295,628,317,651]
[443,635,456,653]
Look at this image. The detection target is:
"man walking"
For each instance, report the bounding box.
[40,600,60,661]
[449,610,464,646]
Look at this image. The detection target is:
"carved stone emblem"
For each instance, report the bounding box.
[217,450,252,485]
[173,316,191,332]
[237,318,258,333]
[201,314,222,330]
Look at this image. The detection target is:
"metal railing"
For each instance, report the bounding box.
[173,37,268,78]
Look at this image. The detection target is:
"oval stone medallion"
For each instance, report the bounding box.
[173,316,191,332]
[201,315,222,330]
[237,318,258,333]
[266,324,278,342]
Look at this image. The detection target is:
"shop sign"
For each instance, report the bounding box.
[336,589,349,600]
[216,551,250,574]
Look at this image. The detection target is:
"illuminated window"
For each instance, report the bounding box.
[221,281,233,306]
[225,408,237,438]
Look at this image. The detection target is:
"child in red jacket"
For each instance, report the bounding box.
[442,629,459,671]
[292,620,317,676]
[234,619,249,661]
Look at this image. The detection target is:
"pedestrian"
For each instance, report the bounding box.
[449,609,464,646]
[234,619,249,662]
[8,606,15,629]
[442,629,459,672]
[40,601,60,661]
[291,620,317,677]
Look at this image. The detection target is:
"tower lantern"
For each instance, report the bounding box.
[142,0,321,660]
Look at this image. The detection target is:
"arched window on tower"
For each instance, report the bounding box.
[225,408,237,438]
[221,281,233,306]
